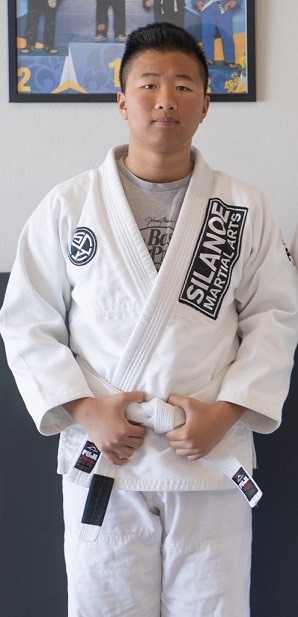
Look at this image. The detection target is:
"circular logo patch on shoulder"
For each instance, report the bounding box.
[68,227,97,266]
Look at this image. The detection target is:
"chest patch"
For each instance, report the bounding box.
[68,227,97,266]
[179,198,248,319]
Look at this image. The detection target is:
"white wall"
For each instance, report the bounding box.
[1,1,297,271]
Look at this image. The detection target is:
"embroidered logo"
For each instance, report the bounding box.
[179,199,248,319]
[68,227,97,266]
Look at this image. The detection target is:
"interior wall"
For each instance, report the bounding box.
[0,1,297,272]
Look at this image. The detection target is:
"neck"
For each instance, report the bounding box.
[123,147,194,183]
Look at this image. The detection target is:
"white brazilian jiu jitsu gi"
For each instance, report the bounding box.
[1,145,298,615]
[1,145,298,493]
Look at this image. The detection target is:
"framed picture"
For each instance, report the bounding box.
[8,0,255,103]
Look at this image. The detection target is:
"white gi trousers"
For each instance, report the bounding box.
[63,479,252,617]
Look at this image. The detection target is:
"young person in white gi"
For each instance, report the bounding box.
[1,22,298,617]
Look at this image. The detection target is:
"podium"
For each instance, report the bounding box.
[17,37,125,96]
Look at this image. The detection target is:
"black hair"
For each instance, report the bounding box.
[119,22,209,95]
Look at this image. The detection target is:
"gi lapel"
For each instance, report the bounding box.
[106,148,215,392]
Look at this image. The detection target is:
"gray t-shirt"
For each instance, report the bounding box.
[117,158,192,271]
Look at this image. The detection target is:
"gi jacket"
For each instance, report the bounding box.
[1,146,298,491]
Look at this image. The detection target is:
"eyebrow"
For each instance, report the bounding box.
[138,72,195,82]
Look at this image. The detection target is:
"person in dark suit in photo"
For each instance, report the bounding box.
[94,0,127,41]
[21,0,59,54]
[143,0,185,28]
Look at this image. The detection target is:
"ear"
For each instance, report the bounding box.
[199,95,210,123]
[117,91,127,120]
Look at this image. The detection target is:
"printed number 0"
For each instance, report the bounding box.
[18,67,31,92]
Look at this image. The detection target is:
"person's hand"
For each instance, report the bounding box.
[196,1,205,11]
[64,392,145,465]
[166,396,245,460]
[224,0,237,10]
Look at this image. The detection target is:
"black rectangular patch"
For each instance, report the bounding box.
[179,199,248,319]
[74,440,100,474]
[81,474,114,527]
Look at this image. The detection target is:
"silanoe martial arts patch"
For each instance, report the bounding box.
[179,199,248,320]
[68,227,97,266]
[74,440,100,473]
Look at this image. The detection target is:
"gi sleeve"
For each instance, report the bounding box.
[218,193,298,433]
[0,185,96,436]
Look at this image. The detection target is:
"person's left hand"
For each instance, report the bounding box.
[166,396,245,460]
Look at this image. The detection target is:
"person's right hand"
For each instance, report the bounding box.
[63,392,145,465]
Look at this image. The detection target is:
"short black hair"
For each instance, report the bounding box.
[119,22,209,95]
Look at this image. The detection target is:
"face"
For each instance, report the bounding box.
[117,50,210,158]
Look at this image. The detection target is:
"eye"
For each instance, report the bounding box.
[176,85,191,91]
[143,84,157,89]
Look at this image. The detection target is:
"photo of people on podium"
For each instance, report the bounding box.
[13,0,251,97]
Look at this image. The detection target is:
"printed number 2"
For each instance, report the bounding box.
[18,67,31,92]
[108,58,121,88]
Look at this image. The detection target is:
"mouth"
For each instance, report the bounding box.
[153,117,178,125]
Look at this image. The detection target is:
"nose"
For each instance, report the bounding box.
[155,87,178,111]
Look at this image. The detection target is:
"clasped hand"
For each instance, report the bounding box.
[64,393,244,465]
[166,395,244,460]
[64,391,146,466]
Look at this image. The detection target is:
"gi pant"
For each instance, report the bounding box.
[25,0,58,49]
[200,4,236,63]
[95,0,126,38]
[153,0,185,27]
[63,478,252,616]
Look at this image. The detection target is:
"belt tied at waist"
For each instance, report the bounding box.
[65,398,262,542]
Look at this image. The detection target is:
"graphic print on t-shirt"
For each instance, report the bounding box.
[116,156,192,271]
[140,215,176,271]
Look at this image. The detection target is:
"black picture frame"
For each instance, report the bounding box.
[8,0,255,103]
